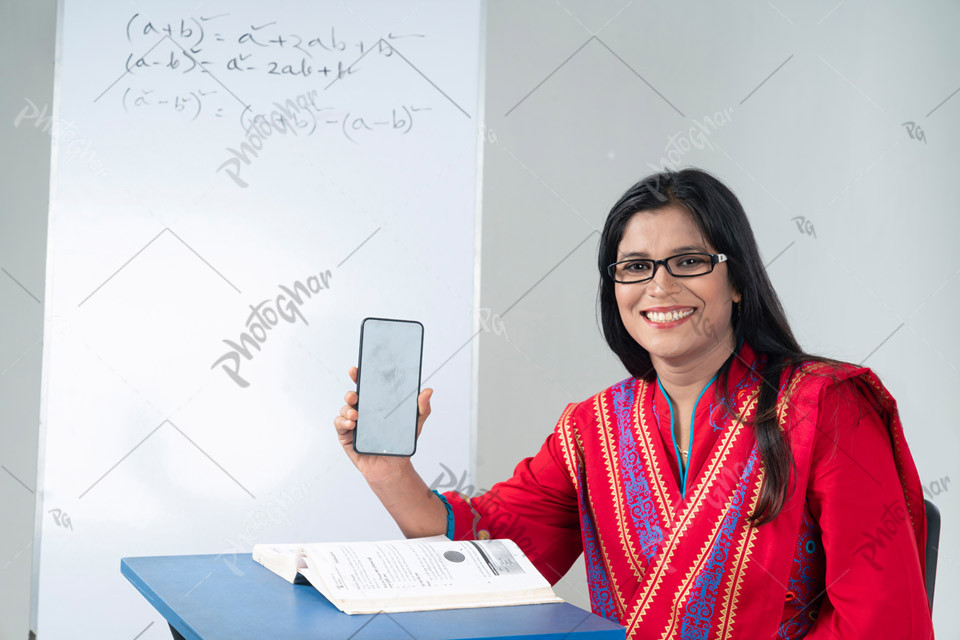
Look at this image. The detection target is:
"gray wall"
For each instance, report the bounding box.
[476,0,959,635]
[0,0,56,638]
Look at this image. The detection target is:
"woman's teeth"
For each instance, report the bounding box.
[644,308,694,323]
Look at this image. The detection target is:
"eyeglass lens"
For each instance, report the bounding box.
[613,254,713,282]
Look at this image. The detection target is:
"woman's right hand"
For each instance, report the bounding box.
[334,366,434,486]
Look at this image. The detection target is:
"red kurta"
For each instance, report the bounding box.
[443,340,934,639]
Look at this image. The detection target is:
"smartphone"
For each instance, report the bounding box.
[353,317,424,456]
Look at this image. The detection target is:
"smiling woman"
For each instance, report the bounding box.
[334,168,935,640]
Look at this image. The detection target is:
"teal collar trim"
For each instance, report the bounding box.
[657,371,719,499]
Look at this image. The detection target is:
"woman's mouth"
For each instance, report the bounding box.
[642,308,695,327]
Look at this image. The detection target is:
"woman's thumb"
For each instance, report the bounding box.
[416,388,433,435]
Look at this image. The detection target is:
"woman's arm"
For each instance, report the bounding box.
[335,364,583,583]
[442,404,584,584]
[366,461,450,539]
[334,366,448,538]
[803,378,934,639]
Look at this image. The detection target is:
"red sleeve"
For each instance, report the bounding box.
[804,377,934,639]
[441,411,583,585]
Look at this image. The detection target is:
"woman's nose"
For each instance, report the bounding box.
[648,263,678,292]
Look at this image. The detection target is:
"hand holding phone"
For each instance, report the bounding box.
[334,363,446,539]
[351,317,424,456]
[335,366,433,484]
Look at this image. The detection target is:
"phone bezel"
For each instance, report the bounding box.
[352,316,424,457]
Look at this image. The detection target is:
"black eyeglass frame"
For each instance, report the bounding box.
[606,252,728,284]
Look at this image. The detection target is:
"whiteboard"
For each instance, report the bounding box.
[34,0,482,636]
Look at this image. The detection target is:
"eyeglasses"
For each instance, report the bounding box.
[607,252,727,284]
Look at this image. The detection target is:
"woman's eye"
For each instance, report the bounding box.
[626,262,648,271]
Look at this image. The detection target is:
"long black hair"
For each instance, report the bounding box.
[597,168,847,525]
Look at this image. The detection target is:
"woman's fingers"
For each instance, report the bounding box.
[419,388,432,416]
[339,403,357,420]
[334,415,354,434]
[343,367,359,406]
[340,367,432,449]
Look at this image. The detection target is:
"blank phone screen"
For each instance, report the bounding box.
[354,318,423,456]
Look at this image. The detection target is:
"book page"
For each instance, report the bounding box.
[303,538,552,600]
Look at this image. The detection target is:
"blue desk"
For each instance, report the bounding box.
[121,554,626,639]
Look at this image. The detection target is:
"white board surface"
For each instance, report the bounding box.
[35,1,482,636]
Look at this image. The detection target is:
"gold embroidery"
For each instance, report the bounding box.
[556,402,582,493]
[657,492,740,640]
[859,372,915,532]
[717,467,765,640]
[582,472,631,619]
[633,379,676,523]
[625,381,762,637]
[596,390,648,582]
[674,384,758,524]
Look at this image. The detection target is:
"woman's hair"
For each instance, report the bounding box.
[597,167,848,525]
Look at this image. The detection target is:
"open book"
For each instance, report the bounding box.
[252,535,563,614]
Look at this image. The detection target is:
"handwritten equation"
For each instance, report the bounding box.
[124,13,421,61]
[104,12,433,129]
[218,90,432,186]
[120,12,422,84]
[122,84,432,136]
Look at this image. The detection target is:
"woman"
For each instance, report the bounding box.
[334,168,934,639]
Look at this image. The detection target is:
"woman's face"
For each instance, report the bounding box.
[614,205,741,368]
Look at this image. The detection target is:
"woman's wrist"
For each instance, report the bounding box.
[366,462,447,538]
[364,457,417,492]
[365,458,425,514]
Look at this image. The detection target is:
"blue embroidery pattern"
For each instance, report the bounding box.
[708,397,726,433]
[612,378,665,562]
[575,470,618,621]
[714,355,763,432]
[778,500,826,638]
[678,446,761,639]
